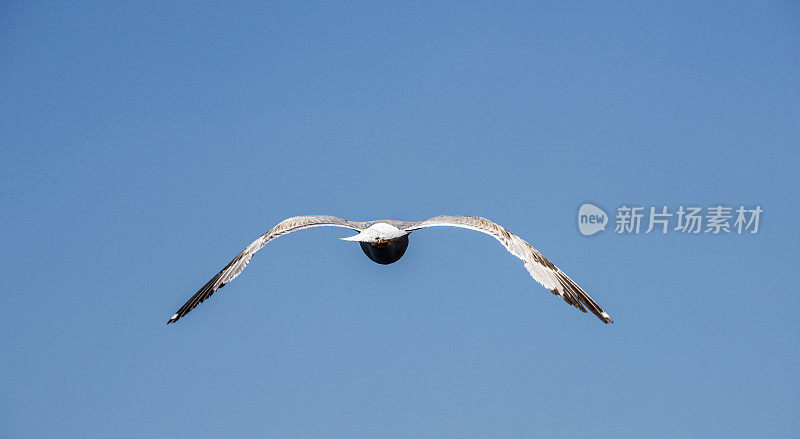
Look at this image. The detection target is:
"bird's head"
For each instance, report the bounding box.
[340,222,408,244]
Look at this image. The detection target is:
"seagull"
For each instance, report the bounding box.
[167,215,613,324]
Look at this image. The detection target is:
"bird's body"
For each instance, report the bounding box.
[167,215,613,324]
[358,235,409,265]
[341,222,410,264]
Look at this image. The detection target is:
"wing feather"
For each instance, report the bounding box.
[406,215,613,323]
[167,215,362,324]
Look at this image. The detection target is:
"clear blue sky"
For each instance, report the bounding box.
[2,1,798,437]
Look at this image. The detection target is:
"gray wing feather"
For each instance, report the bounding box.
[405,215,613,323]
[167,215,362,324]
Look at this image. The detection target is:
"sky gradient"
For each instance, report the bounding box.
[2,1,799,437]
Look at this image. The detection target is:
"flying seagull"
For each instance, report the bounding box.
[167,215,613,324]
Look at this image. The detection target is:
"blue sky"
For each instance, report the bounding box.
[1,1,798,437]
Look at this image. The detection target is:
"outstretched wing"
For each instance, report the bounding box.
[405,215,613,323]
[167,215,362,324]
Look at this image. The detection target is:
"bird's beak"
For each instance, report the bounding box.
[340,233,364,242]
